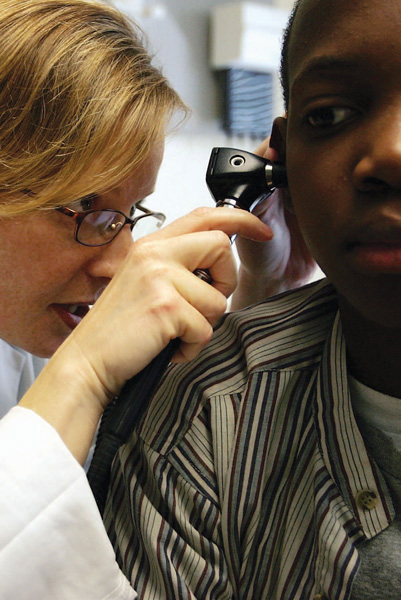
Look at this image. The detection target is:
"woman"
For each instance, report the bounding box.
[0,1,273,598]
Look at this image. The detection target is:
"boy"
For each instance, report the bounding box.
[105,0,401,597]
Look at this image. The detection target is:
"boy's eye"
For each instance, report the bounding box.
[305,106,356,128]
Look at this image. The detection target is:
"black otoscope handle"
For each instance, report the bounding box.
[87,147,287,515]
[87,338,180,514]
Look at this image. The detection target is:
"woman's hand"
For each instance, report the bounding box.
[20,207,272,462]
[231,138,318,310]
[69,206,272,385]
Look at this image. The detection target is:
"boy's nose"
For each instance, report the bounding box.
[353,110,401,193]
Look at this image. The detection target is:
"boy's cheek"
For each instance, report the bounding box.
[286,139,341,202]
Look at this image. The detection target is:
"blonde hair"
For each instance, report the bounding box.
[0,0,186,216]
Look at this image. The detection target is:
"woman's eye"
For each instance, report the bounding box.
[68,194,97,212]
[305,106,356,128]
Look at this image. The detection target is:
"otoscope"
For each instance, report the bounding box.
[87,147,287,514]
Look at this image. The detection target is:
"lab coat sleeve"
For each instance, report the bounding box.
[0,406,136,600]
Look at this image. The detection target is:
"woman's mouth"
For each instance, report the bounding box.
[52,303,91,330]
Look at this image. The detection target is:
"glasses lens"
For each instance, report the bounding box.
[78,211,124,246]
[131,213,166,240]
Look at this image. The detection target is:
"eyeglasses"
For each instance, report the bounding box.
[57,202,166,247]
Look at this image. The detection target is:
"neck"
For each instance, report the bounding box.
[339,296,401,398]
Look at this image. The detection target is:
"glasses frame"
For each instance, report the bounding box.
[57,202,166,247]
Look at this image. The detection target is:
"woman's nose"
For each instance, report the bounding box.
[87,226,133,280]
[353,110,401,193]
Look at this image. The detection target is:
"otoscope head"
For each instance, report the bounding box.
[206,147,287,211]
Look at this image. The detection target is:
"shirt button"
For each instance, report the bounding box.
[313,595,326,600]
[355,489,378,510]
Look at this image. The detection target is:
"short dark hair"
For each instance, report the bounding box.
[280,0,302,110]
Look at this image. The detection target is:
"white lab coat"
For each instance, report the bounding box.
[0,339,135,600]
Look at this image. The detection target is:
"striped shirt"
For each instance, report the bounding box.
[105,279,394,600]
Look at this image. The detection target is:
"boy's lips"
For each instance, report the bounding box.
[52,303,92,330]
[347,226,401,274]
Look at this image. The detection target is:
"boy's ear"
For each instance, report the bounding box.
[270,116,295,213]
[270,116,287,163]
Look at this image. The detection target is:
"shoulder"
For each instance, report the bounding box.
[194,277,338,383]
[216,277,337,367]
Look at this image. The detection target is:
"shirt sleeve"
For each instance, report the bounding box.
[0,406,136,600]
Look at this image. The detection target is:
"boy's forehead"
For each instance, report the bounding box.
[287,0,401,85]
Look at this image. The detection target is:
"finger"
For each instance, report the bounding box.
[168,298,223,363]
[250,188,283,220]
[254,136,271,156]
[174,230,239,299]
[143,206,273,243]
[136,229,239,296]
[128,230,237,331]
[173,263,232,321]
[254,137,279,163]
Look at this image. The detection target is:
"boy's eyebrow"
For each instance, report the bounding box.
[292,55,360,90]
